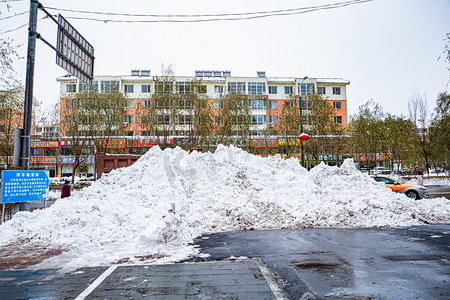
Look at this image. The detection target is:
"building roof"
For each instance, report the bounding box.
[316,78,350,84]
[57,75,350,85]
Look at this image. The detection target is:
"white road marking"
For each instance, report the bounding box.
[256,259,286,300]
[75,265,118,300]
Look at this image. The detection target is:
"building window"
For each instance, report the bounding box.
[141,85,151,93]
[155,81,173,94]
[66,100,76,108]
[124,131,134,136]
[251,130,264,136]
[125,99,134,108]
[300,83,314,95]
[141,100,151,108]
[101,81,119,93]
[124,84,134,93]
[141,115,151,124]
[124,115,134,124]
[175,82,191,94]
[214,85,224,94]
[198,100,207,108]
[250,115,266,125]
[214,100,223,109]
[304,115,312,126]
[79,81,98,93]
[284,86,293,94]
[334,116,343,124]
[284,101,294,109]
[141,130,151,136]
[198,85,207,94]
[333,87,341,95]
[154,98,170,108]
[269,86,277,94]
[269,101,278,109]
[318,86,326,95]
[333,101,342,109]
[269,115,278,124]
[215,116,223,126]
[301,100,312,110]
[249,100,266,110]
[227,82,246,94]
[176,115,193,125]
[248,82,266,95]
[66,84,76,93]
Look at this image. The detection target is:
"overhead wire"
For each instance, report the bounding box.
[44,0,371,19]
[44,0,372,23]
[0,10,28,21]
[0,0,372,35]
[0,15,47,35]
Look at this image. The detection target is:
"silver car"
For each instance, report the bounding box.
[371,175,429,200]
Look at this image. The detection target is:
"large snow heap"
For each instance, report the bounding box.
[0,145,448,270]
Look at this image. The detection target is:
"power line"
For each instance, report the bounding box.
[0,16,47,35]
[0,0,372,35]
[45,0,371,18]
[0,10,28,21]
[44,0,372,23]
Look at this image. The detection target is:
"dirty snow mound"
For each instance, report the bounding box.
[0,145,448,270]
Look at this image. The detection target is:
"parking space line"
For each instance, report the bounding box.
[255,259,286,300]
[74,265,117,300]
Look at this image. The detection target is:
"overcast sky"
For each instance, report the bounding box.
[1,0,449,118]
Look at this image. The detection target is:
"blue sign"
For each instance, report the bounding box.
[1,170,49,204]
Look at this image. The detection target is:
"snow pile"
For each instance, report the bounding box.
[0,145,449,270]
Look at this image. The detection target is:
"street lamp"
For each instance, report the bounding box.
[298,76,308,168]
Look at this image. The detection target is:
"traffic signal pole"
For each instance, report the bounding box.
[19,0,39,211]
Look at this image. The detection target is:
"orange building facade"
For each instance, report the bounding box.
[57,71,349,140]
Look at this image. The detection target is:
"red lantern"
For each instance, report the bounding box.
[298,133,309,141]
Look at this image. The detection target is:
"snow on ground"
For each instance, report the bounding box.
[403,176,450,186]
[0,145,449,271]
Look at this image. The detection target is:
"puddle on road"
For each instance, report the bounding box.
[294,259,355,290]
[0,242,66,270]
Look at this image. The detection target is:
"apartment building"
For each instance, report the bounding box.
[0,87,38,169]
[58,70,349,138]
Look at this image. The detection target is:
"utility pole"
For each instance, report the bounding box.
[298,76,308,168]
[19,0,39,211]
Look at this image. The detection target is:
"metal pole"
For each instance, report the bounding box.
[19,0,39,211]
[298,76,308,168]
[299,94,305,168]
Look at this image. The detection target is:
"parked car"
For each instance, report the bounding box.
[370,175,428,200]
[370,167,391,175]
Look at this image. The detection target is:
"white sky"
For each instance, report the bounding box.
[1,0,449,117]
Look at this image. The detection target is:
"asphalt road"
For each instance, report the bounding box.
[427,186,450,200]
[189,225,450,299]
[0,226,448,299]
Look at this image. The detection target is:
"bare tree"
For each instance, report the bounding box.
[383,113,416,171]
[438,32,450,87]
[0,87,23,168]
[214,85,250,150]
[348,99,386,172]
[60,85,126,182]
[430,92,450,169]
[150,64,177,147]
[304,93,341,166]
[0,38,21,86]
[407,91,432,173]
[276,95,301,158]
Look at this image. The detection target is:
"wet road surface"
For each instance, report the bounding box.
[190,224,450,299]
[0,225,448,299]
[427,186,450,199]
